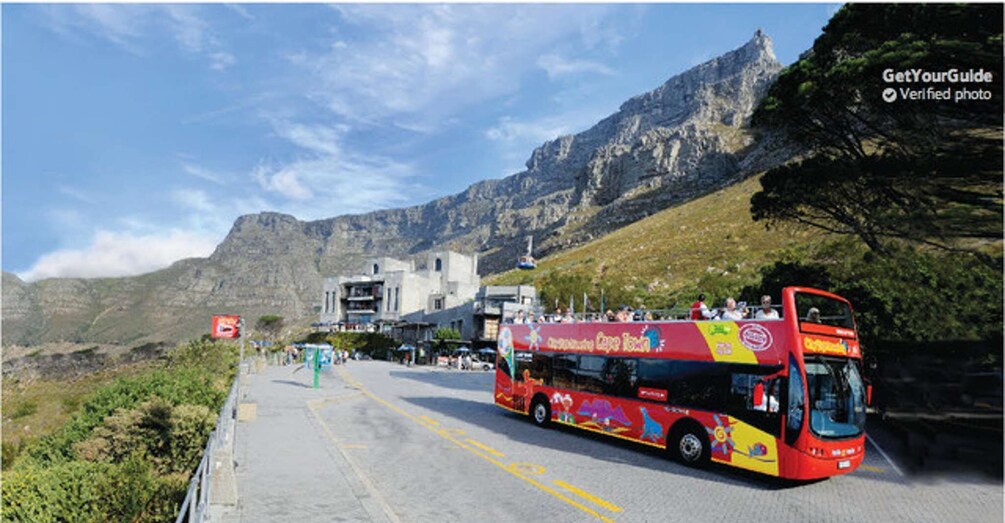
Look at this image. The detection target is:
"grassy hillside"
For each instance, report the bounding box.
[486,174,824,308]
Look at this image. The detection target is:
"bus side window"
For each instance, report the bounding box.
[577,355,605,394]
[602,358,638,398]
[530,353,553,386]
[514,352,532,381]
[553,354,577,390]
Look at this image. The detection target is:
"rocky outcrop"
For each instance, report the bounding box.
[3,32,794,347]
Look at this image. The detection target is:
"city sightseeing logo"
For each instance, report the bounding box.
[881,67,994,104]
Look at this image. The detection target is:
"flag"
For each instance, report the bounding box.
[583,292,589,312]
[601,289,606,313]
[569,295,574,315]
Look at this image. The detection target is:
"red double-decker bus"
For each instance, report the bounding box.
[494,287,869,480]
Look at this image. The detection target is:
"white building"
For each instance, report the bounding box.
[320,251,481,331]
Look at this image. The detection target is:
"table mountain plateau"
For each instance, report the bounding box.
[4,31,796,347]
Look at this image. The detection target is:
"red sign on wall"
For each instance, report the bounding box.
[212,315,241,339]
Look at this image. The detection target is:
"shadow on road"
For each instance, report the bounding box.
[270,379,314,389]
[389,370,494,392]
[400,394,805,490]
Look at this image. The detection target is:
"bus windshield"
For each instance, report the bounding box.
[795,292,854,330]
[805,356,866,439]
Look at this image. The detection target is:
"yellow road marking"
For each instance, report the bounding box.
[341,444,368,449]
[859,464,886,473]
[337,368,616,523]
[419,415,441,427]
[465,439,505,458]
[552,480,624,513]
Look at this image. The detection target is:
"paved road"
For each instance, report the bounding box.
[226,361,1002,522]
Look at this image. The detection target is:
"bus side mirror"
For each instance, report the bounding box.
[866,384,873,407]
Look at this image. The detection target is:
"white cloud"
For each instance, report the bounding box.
[210,51,236,71]
[485,116,572,144]
[181,163,227,184]
[537,53,615,79]
[40,5,234,70]
[57,185,98,205]
[246,120,420,213]
[253,163,314,201]
[301,5,618,128]
[171,189,214,212]
[19,229,218,281]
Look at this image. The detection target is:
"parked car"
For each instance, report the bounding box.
[469,356,494,371]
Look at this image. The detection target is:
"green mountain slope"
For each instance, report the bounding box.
[486,174,824,308]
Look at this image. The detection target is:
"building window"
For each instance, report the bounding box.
[373,263,379,275]
[435,258,442,272]
[434,298,443,310]
[395,287,400,311]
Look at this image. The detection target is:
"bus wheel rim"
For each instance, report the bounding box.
[680,433,702,461]
[534,404,547,423]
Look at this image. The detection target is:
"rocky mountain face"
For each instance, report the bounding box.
[3,32,793,347]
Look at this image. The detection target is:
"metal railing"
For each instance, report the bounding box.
[175,368,241,523]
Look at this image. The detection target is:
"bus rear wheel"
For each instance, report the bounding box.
[670,423,710,467]
[530,396,551,427]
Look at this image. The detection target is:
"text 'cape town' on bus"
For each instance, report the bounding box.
[494,287,869,480]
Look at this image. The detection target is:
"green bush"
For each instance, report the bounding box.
[10,401,37,419]
[1,454,186,523]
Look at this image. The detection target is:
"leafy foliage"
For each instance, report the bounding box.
[255,314,285,339]
[433,327,461,342]
[752,4,1003,263]
[2,338,236,521]
[741,240,1002,345]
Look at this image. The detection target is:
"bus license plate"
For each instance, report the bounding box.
[838,460,851,469]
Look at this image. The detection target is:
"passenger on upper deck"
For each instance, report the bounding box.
[616,305,632,322]
[513,310,526,324]
[605,309,616,322]
[755,295,779,319]
[561,309,575,324]
[690,294,714,320]
[719,297,745,320]
[806,307,821,323]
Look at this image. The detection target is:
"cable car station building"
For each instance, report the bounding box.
[319,251,536,346]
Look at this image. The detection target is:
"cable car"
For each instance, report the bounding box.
[516,235,536,270]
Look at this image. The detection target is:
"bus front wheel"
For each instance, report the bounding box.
[530,396,551,428]
[670,423,710,467]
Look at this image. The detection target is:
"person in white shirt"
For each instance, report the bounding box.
[755,295,779,319]
[719,298,745,320]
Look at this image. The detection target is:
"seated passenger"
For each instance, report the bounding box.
[605,309,616,322]
[719,297,745,320]
[806,307,821,323]
[690,293,715,320]
[755,295,779,319]
[616,305,632,322]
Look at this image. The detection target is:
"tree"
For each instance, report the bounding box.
[433,327,461,343]
[255,315,284,339]
[751,4,1003,264]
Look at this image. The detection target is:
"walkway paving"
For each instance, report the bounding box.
[215,362,397,523]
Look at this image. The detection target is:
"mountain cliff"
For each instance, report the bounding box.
[3,32,792,346]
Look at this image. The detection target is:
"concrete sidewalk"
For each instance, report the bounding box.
[215,362,398,523]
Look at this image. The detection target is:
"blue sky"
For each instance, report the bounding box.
[3,4,839,281]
